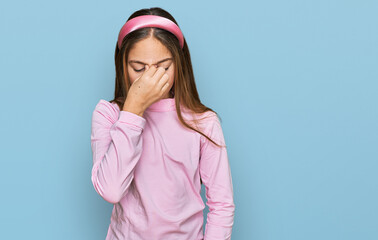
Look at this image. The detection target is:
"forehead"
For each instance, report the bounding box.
[128,37,172,64]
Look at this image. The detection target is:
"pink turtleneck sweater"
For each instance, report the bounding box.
[90,97,235,240]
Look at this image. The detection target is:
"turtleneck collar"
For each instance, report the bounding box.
[146,97,176,112]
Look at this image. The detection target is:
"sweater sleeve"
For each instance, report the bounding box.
[90,99,146,204]
[199,113,235,240]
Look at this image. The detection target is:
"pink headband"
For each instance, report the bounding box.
[117,15,185,49]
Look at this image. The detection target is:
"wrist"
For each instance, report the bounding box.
[122,99,145,117]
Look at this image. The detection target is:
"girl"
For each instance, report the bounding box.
[91,7,235,240]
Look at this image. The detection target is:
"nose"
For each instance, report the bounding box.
[145,64,158,68]
[146,64,165,72]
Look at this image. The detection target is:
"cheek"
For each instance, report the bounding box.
[127,68,139,84]
[167,67,175,85]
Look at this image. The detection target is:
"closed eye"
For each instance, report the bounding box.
[134,66,170,72]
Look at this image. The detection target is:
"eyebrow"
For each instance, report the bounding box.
[128,57,173,65]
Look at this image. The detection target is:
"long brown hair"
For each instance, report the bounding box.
[110,7,225,149]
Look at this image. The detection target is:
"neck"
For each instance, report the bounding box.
[146,96,176,112]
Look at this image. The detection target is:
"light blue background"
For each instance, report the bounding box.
[1,0,377,239]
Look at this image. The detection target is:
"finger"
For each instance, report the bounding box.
[137,65,149,83]
[144,64,157,78]
[153,67,167,83]
[157,73,170,89]
[160,80,171,94]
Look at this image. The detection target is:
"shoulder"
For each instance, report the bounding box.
[195,111,221,128]
[189,110,223,139]
[196,111,225,147]
[92,99,120,124]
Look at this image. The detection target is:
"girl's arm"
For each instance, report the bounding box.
[90,99,146,204]
[199,113,235,240]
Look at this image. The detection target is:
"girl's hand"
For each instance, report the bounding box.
[122,65,171,115]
